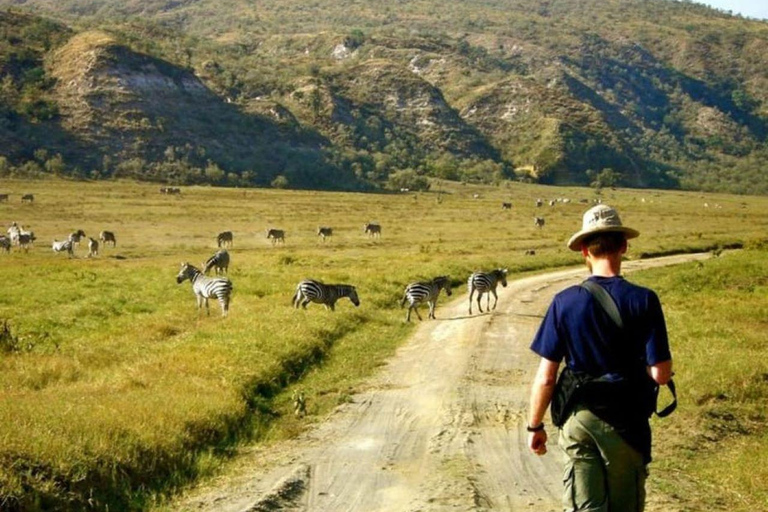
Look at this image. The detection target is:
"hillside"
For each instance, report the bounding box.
[0,0,767,192]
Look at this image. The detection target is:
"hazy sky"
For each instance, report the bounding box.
[695,0,768,20]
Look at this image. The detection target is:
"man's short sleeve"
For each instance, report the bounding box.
[645,291,671,365]
[530,298,566,362]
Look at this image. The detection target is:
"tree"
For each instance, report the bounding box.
[271,175,289,189]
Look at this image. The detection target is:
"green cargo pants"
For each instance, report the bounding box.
[558,407,647,512]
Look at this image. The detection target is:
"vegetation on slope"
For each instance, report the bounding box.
[0,0,767,192]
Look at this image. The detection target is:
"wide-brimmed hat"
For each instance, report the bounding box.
[567,204,639,251]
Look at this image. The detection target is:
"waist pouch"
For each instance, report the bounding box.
[551,367,675,428]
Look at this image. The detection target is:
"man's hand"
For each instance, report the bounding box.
[528,429,548,455]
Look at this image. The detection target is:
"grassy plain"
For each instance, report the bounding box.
[0,178,767,510]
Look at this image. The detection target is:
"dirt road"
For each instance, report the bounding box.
[177,253,708,512]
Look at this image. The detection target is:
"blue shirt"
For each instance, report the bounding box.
[530,276,670,376]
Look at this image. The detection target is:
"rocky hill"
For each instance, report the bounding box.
[1,0,767,193]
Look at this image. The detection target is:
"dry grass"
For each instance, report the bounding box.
[0,177,767,509]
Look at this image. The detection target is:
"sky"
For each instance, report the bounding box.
[694,0,768,20]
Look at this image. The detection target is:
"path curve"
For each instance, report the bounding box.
[177,253,709,512]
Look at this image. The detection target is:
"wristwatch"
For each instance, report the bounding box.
[526,423,545,432]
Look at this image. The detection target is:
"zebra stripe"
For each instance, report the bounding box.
[401,276,452,322]
[292,280,360,311]
[176,262,233,316]
[203,250,230,275]
[468,269,508,314]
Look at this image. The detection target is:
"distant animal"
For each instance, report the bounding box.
[21,194,34,203]
[68,229,86,246]
[52,239,74,257]
[292,280,360,311]
[535,198,543,207]
[176,262,233,316]
[473,194,480,199]
[549,200,556,207]
[525,249,536,256]
[160,187,181,195]
[203,249,230,275]
[400,276,453,322]
[87,237,99,257]
[216,231,233,248]
[364,223,381,238]
[17,232,35,250]
[99,230,116,247]
[501,202,512,210]
[266,228,285,244]
[468,269,508,314]
[317,226,333,242]
[534,217,545,229]
[0,236,9,253]
[0,194,8,202]
[292,390,307,418]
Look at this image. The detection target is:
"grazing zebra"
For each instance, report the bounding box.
[87,237,99,257]
[17,232,35,250]
[52,239,74,257]
[292,280,360,311]
[176,262,233,316]
[99,230,116,247]
[401,276,453,322]
[160,187,181,195]
[0,194,8,202]
[468,269,508,314]
[266,228,285,244]
[534,216,545,229]
[0,236,9,253]
[364,223,381,238]
[203,249,230,275]
[535,198,543,207]
[501,202,512,210]
[217,231,233,248]
[21,194,34,203]
[317,226,333,242]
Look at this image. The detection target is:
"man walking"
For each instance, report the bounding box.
[526,204,673,511]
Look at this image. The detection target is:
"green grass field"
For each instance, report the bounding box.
[0,178,767,510]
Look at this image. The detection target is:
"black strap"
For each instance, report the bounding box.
[580,279,623,329]
[580,279,677,418]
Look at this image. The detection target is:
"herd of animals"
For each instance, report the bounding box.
[2,188,595,322]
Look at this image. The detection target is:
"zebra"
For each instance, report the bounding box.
[292,280,360,311]
[52,239,74,257]
[266,228,285,244]
[87,237,99,257]
[203,249,230,275]
[535,198,543,207]
[217,231,233,248]
[400,276,452,322]
[0,236,9,253]
[17,232,35,250]
[501,202,512,210]
[21,194,34,203]
[468,269,508,314]
[176,262,233,316]
[317,226,333,242]
[69,229,86,246]
[534,216,545,229]
[160,187,181,195]
[364,223,381,238]
[100,230,116,247]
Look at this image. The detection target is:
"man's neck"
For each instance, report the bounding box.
[589,256,622,277]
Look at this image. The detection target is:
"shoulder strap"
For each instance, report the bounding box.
[580,279,623,329]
